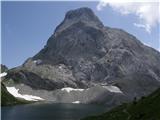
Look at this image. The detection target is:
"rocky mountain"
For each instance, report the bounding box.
[3,7,160,107]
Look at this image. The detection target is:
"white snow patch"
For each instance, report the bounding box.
[59,66,63,69]
[61,87,84,93]
[72,101,80,104]
[33,59,42,65]
[6,87,44,101]
[58,64,65,69]
[33,60,37,63]
[0,72,7,78]
[102,85,122,93]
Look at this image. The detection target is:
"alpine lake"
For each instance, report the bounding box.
[1,103,107,120]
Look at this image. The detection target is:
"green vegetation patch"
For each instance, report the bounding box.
[82,88,160,120]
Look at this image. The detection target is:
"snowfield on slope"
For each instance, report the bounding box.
[72,101,80,104]
[102,85,123,93]
[61,87,84,93]
[6,87,44,101]
[61,86,122,94]
[0,72,7,78]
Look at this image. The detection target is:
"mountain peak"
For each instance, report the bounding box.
[65,7,95,20]
[54,7,103,35]
[6,7,160,107]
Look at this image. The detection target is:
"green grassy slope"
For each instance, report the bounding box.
[82,88,160,120]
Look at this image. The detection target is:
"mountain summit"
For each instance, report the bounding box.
[4,7,160,107]
[54,7,103,35]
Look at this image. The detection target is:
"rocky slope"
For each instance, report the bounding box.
[3,7,160,107]
[81,87,160,120]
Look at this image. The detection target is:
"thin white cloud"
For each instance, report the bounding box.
[133,23,151,33]
[96,0,160,33]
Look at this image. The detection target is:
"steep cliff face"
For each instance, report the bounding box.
[4,7,160,105]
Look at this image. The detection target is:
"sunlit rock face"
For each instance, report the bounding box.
[4,7,160,106]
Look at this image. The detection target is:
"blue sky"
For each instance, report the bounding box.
[1,1,160,68]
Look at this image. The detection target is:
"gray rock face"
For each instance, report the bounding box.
[54,7,103,36]
[5,7,160,105]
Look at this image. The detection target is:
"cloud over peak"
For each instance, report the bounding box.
[97,0,160,33]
